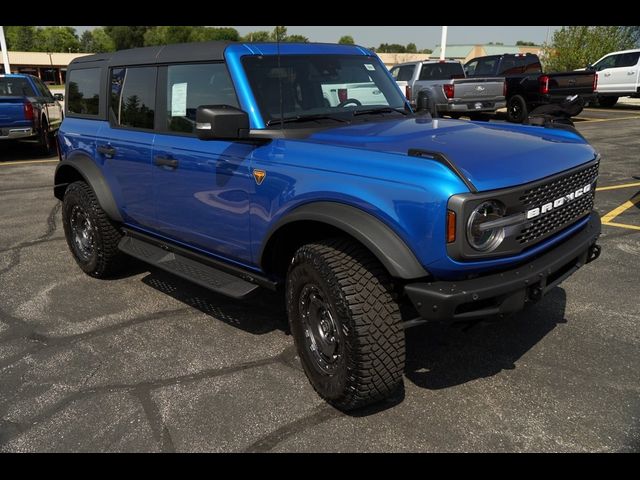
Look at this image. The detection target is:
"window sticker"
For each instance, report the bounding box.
[364,64,376,71]
[171,82,187,117]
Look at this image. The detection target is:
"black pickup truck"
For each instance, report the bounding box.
[464,53,597,123]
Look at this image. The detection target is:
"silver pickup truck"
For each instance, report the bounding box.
[390,60,506,118]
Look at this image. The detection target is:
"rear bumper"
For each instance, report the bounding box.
[0,127,35,140]
[405,212,601,322]
[439,100,506,113]
[539,93,597,105]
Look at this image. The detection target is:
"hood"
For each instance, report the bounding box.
[301,117,596,192]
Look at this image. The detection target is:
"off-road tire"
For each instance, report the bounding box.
[62,181,125,277]
[286,238,405,411]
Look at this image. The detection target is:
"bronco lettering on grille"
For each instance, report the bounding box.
[526,183,592,220]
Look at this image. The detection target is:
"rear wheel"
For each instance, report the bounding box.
[286,238,405,411]
[37,120,53,155]
[506,95,528,123]
[62,181,126,277]
[597,96,618,108]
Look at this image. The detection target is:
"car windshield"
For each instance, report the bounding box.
[242,55,407,126]
[0,77,36,97]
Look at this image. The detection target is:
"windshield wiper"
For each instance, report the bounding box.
[266,114,351,126]
[352,107,409,117]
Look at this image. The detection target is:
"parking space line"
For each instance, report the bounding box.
[0,159,59,167]
[578,115,640,124]
[596,182,640,192]
[601,192,640,231]
[584,108,640,114]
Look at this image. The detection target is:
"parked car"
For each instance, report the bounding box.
[390,59,505,118]
[55,42,602,410]
[586,49,640,107]
[464,53,597,123]
[0,73,63,153]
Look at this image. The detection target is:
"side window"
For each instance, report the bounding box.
[594,54,618,71]
[524,58,542,73]
[617,52,640,68]
[166,63,238,134]
[33,77,53,98]
[500,57,523,76]
[397,65,415,82]
[67,68,101,116]
[110,66,156,130]
[464,60,478,76]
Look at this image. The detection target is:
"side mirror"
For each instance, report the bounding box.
[196,105,249,140]
[54,93,64,101]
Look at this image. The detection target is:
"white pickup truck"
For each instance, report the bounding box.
[587,49,640,107]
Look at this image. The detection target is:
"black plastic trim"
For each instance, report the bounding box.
[260,202,429,280]
[405,211,601,322]
[123,228,278,291]
[53,153,123,223]
[407,149,477,193]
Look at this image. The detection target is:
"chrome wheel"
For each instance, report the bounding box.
[299,284,340,375]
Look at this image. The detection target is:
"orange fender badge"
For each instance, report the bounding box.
[253,169,266,185]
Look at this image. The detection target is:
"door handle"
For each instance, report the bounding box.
[97,144,116,156]
[628,71,636,75]
[604,73,611,77]
[154,155,179,169]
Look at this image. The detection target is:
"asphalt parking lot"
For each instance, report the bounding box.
[0,106,638,452]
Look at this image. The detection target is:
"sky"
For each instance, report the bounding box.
[72,26,562,50]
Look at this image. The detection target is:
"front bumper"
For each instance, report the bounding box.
[405,212,601,322]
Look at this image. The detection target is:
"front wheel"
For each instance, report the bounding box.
[597,96,618,108]
[286,239,405,411]
[506,95,528,123]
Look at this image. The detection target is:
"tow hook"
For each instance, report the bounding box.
[587,244,602,264]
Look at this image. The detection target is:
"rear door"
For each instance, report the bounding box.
[152,62,255,263]
[614,51,640,92]
[100,66,157,229]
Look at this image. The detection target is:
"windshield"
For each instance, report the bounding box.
[242,55,407,126]
[0,77,36,97]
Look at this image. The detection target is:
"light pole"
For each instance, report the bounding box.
[0,26,11,74]
[439,26,448,60]
[47,51,55,83]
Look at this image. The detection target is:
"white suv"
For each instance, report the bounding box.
[589,49,640,107]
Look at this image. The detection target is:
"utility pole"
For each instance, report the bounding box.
[440,26,448,60]
[0,26,11,74]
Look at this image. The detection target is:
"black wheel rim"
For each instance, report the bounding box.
[299,284,340,375]
[509,101,521,120]
[69,205,95,262]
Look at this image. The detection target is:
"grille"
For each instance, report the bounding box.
[518,162,599,208]
[516,192,594,245]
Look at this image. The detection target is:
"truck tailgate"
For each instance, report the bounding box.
[0,97,27,127]
[451,78,504,100]
[547,72,595,96]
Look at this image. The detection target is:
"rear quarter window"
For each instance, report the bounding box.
[67,68,101,116]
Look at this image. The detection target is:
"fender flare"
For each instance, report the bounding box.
[260,202,429,280]
[53,153,123,223]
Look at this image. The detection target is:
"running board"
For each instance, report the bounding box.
[118,235,261,299]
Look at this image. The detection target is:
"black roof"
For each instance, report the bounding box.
[69,41,232,68]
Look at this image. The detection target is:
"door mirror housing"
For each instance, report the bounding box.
[196,105,250,140]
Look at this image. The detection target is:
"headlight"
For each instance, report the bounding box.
[467,200,506,252]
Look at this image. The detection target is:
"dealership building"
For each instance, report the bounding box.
[0,51,91,84]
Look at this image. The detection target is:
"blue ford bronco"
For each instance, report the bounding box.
[55,42,602,410]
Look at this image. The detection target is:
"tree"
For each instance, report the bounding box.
[542,26,638,71]
[104,26,150,50]
[193,27,239,42]
[405,43,417,53]
[377,43,406,53]
[516,40,537,46]
[4,26,41,51]
[39,27,80,53]
[286,34,309,43]
[242,31,271,42]
[338,35,355,45]
[421,48,433,54]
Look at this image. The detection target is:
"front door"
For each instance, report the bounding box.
[152,63,255,264]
